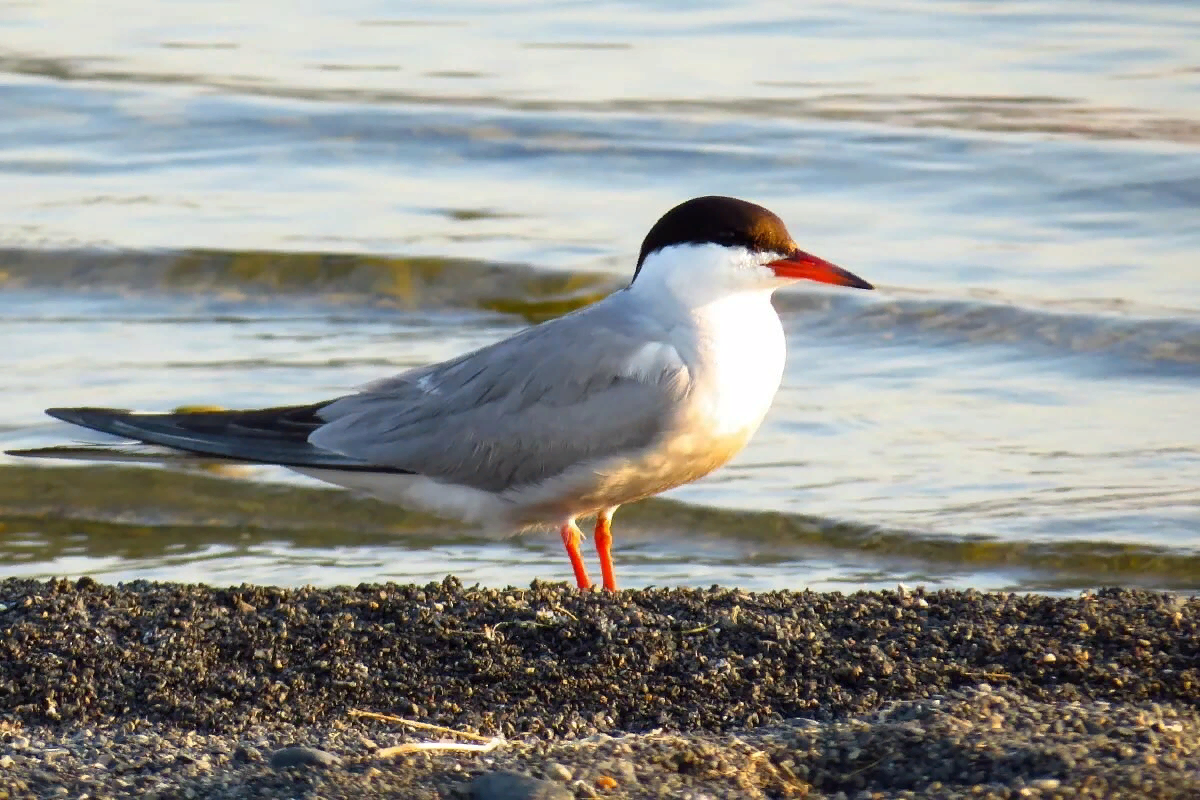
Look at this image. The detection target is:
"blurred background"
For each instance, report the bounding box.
[1,0,1197,592]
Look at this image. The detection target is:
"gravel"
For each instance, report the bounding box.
[0,577,1197,798]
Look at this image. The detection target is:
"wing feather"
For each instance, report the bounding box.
[40,405,408,472]
[310,297,691,492]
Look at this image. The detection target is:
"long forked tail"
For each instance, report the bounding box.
[7,405,408,473]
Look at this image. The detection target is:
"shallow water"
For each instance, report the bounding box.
[1,0,1198,591]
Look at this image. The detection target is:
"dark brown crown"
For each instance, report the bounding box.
[633,196,795,282]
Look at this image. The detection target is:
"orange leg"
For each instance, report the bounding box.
[594,507,618,592]
[560,519,591,589]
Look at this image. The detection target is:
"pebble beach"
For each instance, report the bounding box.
[1,578,1197,798]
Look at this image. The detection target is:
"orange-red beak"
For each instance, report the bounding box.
[767,250,873,290]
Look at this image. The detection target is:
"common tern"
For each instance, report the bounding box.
[9,196,874,590]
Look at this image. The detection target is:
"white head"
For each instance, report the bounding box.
[628,196,872,307]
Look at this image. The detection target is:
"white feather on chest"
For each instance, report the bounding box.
[689,290,786,437]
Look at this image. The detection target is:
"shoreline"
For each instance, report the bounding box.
[1,578,1197,798]
[4,463,1199,594]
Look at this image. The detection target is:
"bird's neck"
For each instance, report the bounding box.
[629,273,777,315]
[628,242,776,310]
[628,268,776,321]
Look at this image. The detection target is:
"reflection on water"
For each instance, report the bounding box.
[0,248,615,322]
[3,465,1198,592]
[0,0,1197,590]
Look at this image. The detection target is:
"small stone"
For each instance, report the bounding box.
[572,781,601,799]
[0,755,13,769]
[1032,778,1061,790]
[594,775,618,791]
[546,763,573,781]
[611,759,637,784]
[469,770,572,800]
[234,745,262,763]
[1040,653,1057,664]
[269,746,340,769]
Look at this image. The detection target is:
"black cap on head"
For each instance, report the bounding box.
[633,196,795,282]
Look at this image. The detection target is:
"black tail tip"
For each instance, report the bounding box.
[46,407,131,425]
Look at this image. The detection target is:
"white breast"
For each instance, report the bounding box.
[691,290,786,436]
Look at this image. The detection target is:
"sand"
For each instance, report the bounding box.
[0,578,1197,798]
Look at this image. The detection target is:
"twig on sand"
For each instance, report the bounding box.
[348,709,505,757]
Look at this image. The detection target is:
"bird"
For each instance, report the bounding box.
[8,196,873,591]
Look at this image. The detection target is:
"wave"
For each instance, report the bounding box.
[3,246,1197,372]
[3,53,1198,146]
[0,247,617,323]
[777,291,1200,371]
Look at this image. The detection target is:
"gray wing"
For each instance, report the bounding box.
[309,295,692,492]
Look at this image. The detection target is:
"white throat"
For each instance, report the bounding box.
[629,242,784,309]
[630,242,787,437]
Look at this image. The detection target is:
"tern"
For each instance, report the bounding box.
[9,196,873,590]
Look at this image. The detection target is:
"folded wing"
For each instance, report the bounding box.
[310,300,692,492]
[26,296,692,493]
